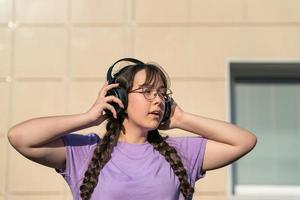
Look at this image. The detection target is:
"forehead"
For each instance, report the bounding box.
[133,69,163,88]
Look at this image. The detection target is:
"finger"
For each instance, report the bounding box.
[99,81,109,91]
[104,96,125,108]
[99,83,120,98]
[104,103,118,119]
[97,81,108,97]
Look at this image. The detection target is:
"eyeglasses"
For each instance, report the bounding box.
[129,86,173,102]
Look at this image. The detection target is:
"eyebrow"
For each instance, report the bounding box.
[138,84,165,89]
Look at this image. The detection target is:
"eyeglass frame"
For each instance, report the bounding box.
[128,86,173,102]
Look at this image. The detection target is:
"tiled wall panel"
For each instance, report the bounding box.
[8,195,63,200]
[71,0,125,23]
[70,27,125,78]
[171,81,225,119]
[241,27,300,57]
[11,82,65,125]
[164,80,225,137]
[135,0,188,23]
[189,27,247,78]
[190,0,245,22]
[14,28,67,78]
[195,168,228,193]
[0,82,10,137]
[15,0,67,23]
[0,0,12,23]
[0,27,11,77]
[247,0,300,22]
[135,27,191,77]
[0,138,7,195]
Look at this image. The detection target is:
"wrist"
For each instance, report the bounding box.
[173,110,185,129]
[82,112,104,126]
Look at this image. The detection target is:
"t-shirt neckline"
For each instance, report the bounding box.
[117,140,150,145]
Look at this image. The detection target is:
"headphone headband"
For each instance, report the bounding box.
[107,58,144,84]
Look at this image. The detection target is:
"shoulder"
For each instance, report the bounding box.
[56,133,100,181]
[164,135,208,165]
[165,135,207,147]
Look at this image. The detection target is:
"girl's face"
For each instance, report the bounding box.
[125,69,166,132]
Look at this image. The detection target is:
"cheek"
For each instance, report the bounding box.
[127,95,149,116]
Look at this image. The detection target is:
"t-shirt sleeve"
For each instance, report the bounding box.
[55,132,100,186]
[166,136,208,184]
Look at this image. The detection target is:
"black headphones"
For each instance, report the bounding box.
[105,58,172,125]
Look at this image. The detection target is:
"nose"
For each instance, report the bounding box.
[152,92,164,104]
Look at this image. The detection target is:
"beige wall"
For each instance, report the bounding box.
[1,0,300,200]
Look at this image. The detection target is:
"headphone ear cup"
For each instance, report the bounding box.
[105,58,144,118]
[106,87,128,117]
[160,100,171,125]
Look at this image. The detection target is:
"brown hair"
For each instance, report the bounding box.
[80,62,194,199]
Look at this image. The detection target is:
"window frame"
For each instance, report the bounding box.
[226,59,300,200]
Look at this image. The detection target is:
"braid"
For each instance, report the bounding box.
[148,130,194,200]
[80,117,123,200]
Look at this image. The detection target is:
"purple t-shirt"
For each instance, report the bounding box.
[56,133,207,200]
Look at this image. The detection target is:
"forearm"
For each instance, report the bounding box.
[176,112,256,147]
[8,113,97,148]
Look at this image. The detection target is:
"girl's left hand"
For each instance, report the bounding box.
[158,98,184,130]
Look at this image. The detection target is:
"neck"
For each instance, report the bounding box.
[118,118,148,144]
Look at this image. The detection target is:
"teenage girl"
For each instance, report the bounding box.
[8,58,257,200]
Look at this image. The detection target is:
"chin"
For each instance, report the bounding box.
[144,121,161,130]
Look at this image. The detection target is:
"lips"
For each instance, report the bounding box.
[149,110,162,116]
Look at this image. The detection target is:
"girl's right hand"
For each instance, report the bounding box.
[85,81,125,124]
